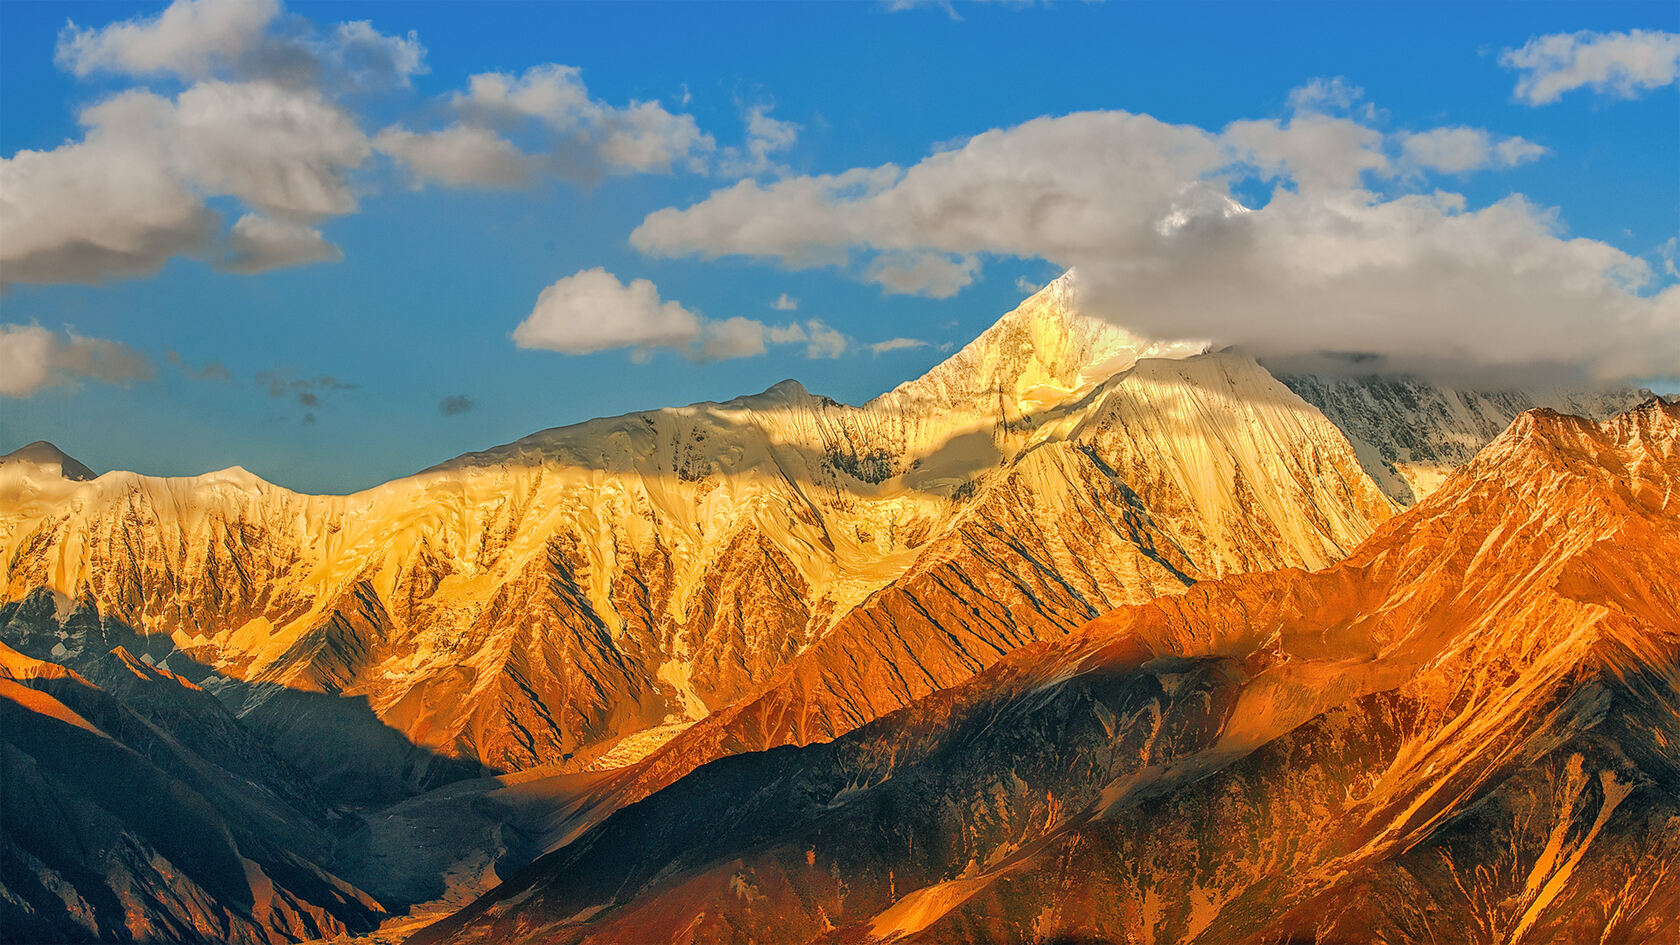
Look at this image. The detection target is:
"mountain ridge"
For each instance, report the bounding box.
[417,398,1680,945]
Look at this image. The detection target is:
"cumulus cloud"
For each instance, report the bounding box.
[514,268,705,355]
[1,83,366,284]
[375,124,535,189]
[4,0,420,285]
[1,325,155,397]
[514,269,850,362]
[771,293,799,311]
[1397,126,1546,174]
[696,317,769,360]
[56,0,425,90]
[439,394,475,415]
[630,94,1679,380]
[1,95,218,284]
[220,213,342,273]
[767,319,849,359]
[57,0,280,79]
[380,63,713,188]
[865,252,981,298]
[1502,29,1680,105]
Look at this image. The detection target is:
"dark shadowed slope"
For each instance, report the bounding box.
[1,640,385,944]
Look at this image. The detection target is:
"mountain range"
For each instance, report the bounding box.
[1,275,1667,944]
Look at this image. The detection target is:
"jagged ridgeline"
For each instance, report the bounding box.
[0,276,1654,943]
[419,401,1680,945]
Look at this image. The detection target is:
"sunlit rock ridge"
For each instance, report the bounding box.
[0,275,1656,942]
[1,275,1391,784]
[420,399,1680,945]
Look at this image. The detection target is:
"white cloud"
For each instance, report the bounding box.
[1,93,216,284]
[1224,112,1387,191]
[697,317,768,360]
[375,124,535,189]
[221,213,341,273]
[513,270,855,362]
[57,0,279,79]
[1014,275,1042,293]
[767,319,849,359]
[514,268,704,355]
[56,0,425,90]
[384,63,713,187]
[7,0,427,285]
[0,324,155,397]
[171,80,369,217]
[865,252,980,298]
[1286,76,1364,113]
[1,81,367,285]
[1398,126,1546,174]
[869,337,929,355]
[630,102,1679,380]
[720,104,799,177]
[771,293,799,311]
[1502,29,1680,105]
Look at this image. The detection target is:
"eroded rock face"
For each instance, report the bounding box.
[417,401,1680,945]
[0,277,1395,791]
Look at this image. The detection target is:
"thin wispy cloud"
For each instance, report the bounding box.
[869,337,929,355]
[255,369,355,408]
[167,350,234,383]
[1,324,155,397]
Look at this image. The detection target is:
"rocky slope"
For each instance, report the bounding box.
[418,399,1680,945]
[1,635,385,943]
[0,275,1393,801]
[1277,372,1650,504]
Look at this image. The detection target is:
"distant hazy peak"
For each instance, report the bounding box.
[0,440,97,481]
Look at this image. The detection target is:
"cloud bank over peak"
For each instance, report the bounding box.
[629,84,1679,381]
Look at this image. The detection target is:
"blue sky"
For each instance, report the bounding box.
[2,0,1676,493]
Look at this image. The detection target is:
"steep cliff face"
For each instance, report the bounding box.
[0,276,1394,793]
[418,400,1679,945]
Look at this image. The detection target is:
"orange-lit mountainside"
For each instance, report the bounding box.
[418,399,1680,945]
[0,280,1662,943]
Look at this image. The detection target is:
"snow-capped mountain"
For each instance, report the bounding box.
[1,277,1663,941]
[0,275,1391,796]
[418,399,1680,945]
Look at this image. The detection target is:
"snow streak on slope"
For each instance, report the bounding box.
[419,399,1680,945]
